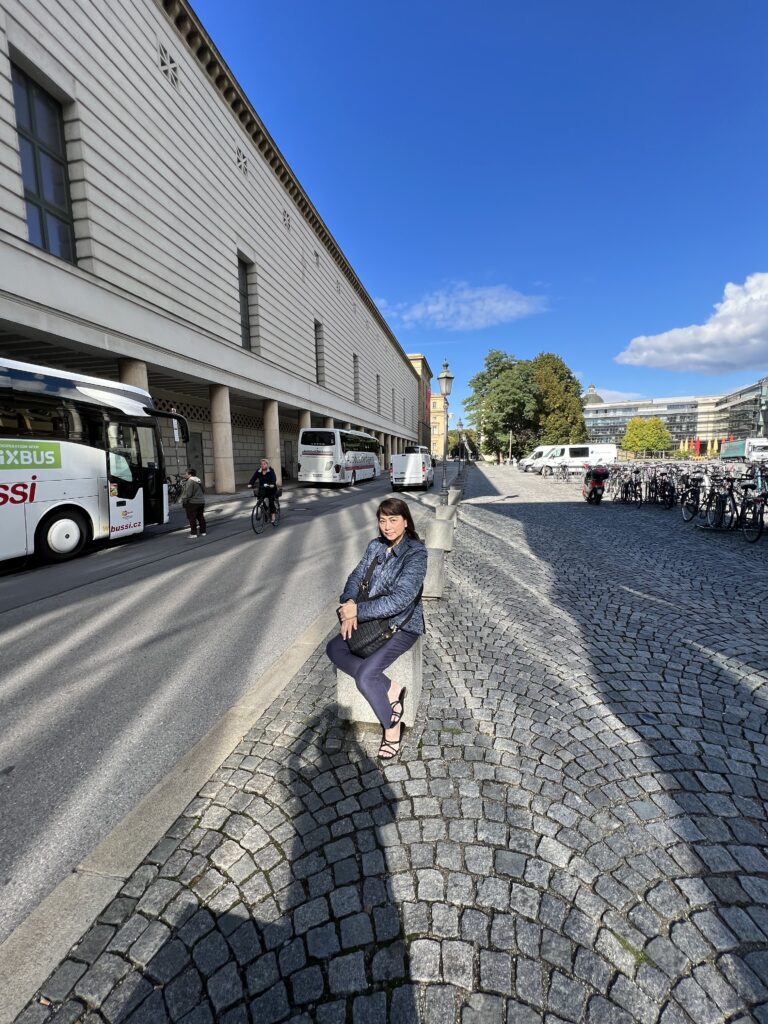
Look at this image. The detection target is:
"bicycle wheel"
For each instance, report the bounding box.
[273,500,281,526]
[251,503,266,534]
[663,483,676,510]
[742,500,764,543]
[722,497,738,531]
[707,494,724,529]
[681,489,698,522]
[634,482,643,508]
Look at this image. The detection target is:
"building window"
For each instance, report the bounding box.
[353,354,360,403]
[314,321,325,386]
[11,65,75,263]
[376,375,381,414]
[236,147,248,175]
[237,257,252,349]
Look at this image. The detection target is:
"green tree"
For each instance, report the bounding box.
[531,352,587,443]
[464,348,586,459]
[620,416,673,452]
[447,427,479,457]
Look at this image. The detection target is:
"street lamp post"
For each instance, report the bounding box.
[457,418,464,476]
[437,359,454,504]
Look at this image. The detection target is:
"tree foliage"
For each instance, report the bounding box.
[464,349,587,457]
[447,427,479,457]
[620,416,673,452]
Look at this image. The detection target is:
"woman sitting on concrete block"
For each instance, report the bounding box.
[327,498,427,761]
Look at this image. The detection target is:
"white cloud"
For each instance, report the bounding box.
[589,387,646,402]
[616,272,768,373]
[377,282,544,332]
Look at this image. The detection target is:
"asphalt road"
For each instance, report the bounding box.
[0,476,423,942]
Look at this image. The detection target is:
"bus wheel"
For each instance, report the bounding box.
[37,509,88,562]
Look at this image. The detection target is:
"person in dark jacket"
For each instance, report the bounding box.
[327,497,427,760]
[248,458,278,526]
[180,467,206,537]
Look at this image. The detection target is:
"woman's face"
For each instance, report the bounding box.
[379,513,407,544]
[260,461,268,472]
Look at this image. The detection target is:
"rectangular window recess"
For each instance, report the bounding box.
[10,63,75,263]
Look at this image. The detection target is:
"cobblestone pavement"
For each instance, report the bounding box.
[15,465,768,1023]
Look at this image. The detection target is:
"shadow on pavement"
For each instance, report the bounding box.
[446,465,768,1021]
[14,695,419,1023]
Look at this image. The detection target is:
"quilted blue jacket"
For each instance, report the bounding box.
[340,535,427,635]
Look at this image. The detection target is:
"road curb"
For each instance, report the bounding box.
[0,602,338,1024]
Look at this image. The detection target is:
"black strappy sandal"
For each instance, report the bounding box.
[378,723,404,761]
[389,687,407,726]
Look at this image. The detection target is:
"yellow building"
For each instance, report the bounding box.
[430,393,449,458]
[407,354,435,449]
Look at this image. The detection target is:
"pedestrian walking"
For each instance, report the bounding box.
[326,497,427,760]
[248,458,279,526]
[180,467,206,537]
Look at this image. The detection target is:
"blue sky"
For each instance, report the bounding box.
[193,0,768,417]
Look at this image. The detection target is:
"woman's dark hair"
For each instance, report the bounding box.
[377,497,420,541]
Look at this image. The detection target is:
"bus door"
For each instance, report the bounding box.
[106,422,144,537]
[135,424,165,525]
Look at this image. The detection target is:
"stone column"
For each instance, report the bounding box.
[264,399,282,486]
[343,422,352,430]
[299,410,311,432]
[118,358,149,392]
[210,384,236,494]
[324,416,335,429]
[377,432,386,469]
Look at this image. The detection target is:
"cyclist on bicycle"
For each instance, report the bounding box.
[248,458,279,526]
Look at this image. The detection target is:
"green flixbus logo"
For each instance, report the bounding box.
[0,439,62,469]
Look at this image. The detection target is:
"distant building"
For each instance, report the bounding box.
[583,379,768,445]
[407,354,434,449]
[430,393,449,458]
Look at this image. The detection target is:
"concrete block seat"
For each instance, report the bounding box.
[423,548,445,599]
[435,505,458,524]
[425,519,453,551]
[336,636,423,727]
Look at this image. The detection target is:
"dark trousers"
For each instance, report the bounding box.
[185,503,206,535]
[326,630,418,728]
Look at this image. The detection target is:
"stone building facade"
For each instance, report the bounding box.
[0,0,423,489]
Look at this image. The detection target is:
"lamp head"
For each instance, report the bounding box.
[437,359,454,398]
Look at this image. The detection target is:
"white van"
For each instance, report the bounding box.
[539,443,617,476]
[519,445,556,472]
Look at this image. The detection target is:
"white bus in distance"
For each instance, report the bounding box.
[0,357,188,563]
[297,428,382,485]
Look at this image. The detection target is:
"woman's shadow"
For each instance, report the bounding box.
[30,697,420,1023]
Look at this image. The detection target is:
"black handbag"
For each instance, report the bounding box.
[346,556,422,658]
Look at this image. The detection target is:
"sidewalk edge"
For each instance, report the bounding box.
[0,602,337,1024]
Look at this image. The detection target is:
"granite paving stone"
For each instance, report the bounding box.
[16,466,768,1022]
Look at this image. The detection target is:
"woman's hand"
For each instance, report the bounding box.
[340,614,358,640]
[338,600,358,639]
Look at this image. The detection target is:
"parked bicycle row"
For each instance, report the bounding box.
[536,459,768,544]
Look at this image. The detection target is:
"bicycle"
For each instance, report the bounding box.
[250,487,281,534]
[166,474,183,503]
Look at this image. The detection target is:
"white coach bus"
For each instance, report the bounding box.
[297,428,381,485]
[0,357,188,563]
